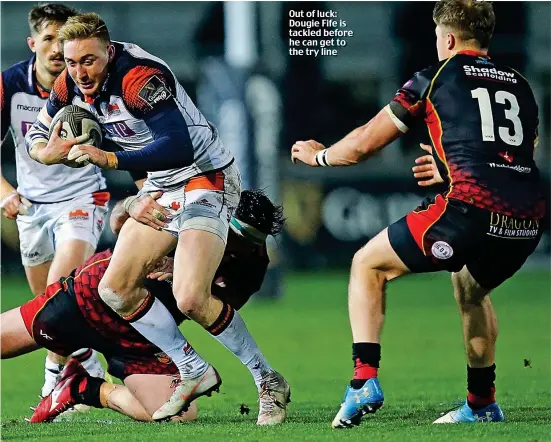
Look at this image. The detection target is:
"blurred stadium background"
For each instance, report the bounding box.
[1,1,550,288]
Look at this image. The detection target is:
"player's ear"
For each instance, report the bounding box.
[107,44,115,62]
[446,32,456,51]
[27,36,36,53]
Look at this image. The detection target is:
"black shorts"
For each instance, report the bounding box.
[388,195,544,289]
[20,281,178,380]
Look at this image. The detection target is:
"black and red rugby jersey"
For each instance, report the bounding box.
[388,50,544,219]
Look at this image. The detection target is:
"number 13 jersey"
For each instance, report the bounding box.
[387,50,544,219]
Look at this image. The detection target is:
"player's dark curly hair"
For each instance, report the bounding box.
[235,189,284,237]
[28,3,77,35]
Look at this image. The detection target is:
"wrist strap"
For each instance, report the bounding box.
[123,195,139,213]
[315,149,331,167]
[105,152,119,169]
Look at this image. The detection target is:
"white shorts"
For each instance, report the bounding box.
[140,162,241,243]
[16,192,110,267]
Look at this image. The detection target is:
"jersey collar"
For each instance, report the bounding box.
[28,56,52,98]
[457,49,490,59]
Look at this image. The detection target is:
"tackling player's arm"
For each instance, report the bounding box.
[110,171,170,234]
[25,70,88,165]
[70,67,194,172]
[291,69,434,167]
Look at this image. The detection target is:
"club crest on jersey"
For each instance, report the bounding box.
[107,103,121,115]
[69,209,89,220]
[170,201,181,210]
[138,75,170,107]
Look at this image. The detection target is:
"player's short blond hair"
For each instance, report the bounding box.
[433,0,495,49]
[58,12,110,44]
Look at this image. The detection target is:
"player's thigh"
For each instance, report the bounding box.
[24,261,51,297]
[47,239,95,284]
[100,218,177,292]
[174,228,227,300]
[451,266,490,305]
[0,308,40,358]
[353,228,410,281]
[124,374,197,420]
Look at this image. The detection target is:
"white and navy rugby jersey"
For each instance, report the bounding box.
[1,57,106,203]
[29,42,233,189]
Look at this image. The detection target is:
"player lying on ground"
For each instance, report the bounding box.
[292,0,546,427]
[1,190,284,423]
[0,2,107,400]
[25,12,289,423]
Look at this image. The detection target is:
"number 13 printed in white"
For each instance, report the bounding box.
[471,87,523,146]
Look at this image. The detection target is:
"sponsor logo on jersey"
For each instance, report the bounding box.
[498,151,514,164]
[183,343,193,355]
[21,121,33,136]
[463,65,517,83]
[431,241,454,260]
[191,198,215,209]
[22,251,41,259]
[16,104,42,112]
[488,213,540,238]
[170,201,181,210]
[103,121,136,138]
[69,209,89,220]
[138,75,171,106]
[488,163,531,173]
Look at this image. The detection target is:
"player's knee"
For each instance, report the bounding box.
[176,295,206,318]
[98,286,131,314]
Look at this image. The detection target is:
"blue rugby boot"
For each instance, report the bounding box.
[331,378,384,428]
[434,401,504,424]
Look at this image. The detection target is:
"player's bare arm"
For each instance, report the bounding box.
[291,108,403,167]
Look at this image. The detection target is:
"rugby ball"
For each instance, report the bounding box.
[49,105,102,147]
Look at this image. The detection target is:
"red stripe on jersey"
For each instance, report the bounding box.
[406,194,448,255]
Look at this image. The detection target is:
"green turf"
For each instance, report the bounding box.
[1,271,550,441]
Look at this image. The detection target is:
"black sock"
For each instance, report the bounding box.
[467,364,496,397]
[74,376,104,409]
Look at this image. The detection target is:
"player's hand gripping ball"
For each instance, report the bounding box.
[48,105,102,167]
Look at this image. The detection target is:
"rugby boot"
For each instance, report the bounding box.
[257,371,291,425]
[434,401,504,423]
[30,359,90,423]
[332,378,384,428]
[152,364,222,421]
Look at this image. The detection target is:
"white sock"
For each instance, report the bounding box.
[210,307,273,389]
[128,297,208,379]
[42,356,64,397]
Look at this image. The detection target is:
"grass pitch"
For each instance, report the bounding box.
[1,270,550,441]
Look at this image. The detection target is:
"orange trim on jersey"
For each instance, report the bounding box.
[406,194,448,255]
[52,69,69,104]
[457,50,490,58]
[185,172,225,193]
[122,66,166,113]
[93,191,111,207]
[35,82,50,99]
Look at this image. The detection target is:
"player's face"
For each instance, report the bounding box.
[64,38,110,96]
[435,25,451,61]
[28,22,65,76]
